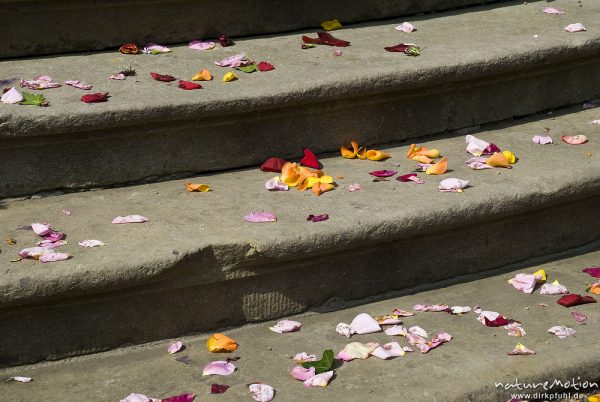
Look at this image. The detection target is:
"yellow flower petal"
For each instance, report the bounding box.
[532,269,546,281]
[588,395,600,402]
[281,162,302,187]
[192,69,212,81]
[425,157,448,175]
[321,18,342,31]
[186,183,210,192]
[207,333,238,352]
[318,175,334,184]
[366,150,391,161]
[502,150,516,164]
[223,72,238,82]
[312,182,334,196]
[357,147,368,160]
[341,140,360,159]
[486,152,510,168]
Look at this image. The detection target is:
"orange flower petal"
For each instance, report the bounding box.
[341,141,360,159]
[486,152,511,168]
[366,150,391,161]
[207,333,238,352]
[416,147,440,158]
[355,147,366,159]
[186,183,210,192]
[192,69,212,81]
[281,162,303,186]
[312,182,334,196]
[406,144,418,159]
[425,157,448,175]
[411,155,433,164]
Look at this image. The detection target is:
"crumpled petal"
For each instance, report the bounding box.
[413,304,449,312]
[583,267,600,278]
[291,366,315,381]
[1,87,24,104]
[6,376,32,383]
[186,183,210,192]
[548,326,576,339]
[31,223,51,235]
[425,157,447,175]
[438,178,470,192]
[375,314,403,325]
[302,31,350,47]
[486,152,511,168]
[207,333,238,352]
[557,294,596,307]
[19,247,52,259]
[397,173,424,183]
[321,19,342,31]
[407,331,452,353]
[119,43,139,54]
[341,141,361,158]
[303,371,334,387]
[406,144,440,159]
[588,282,600,295]
[248,383,275,402]
[543,7,565,15]
[112,215,148,224]
[192,70,212,81]
[408,326,429,338]
[505,322,526,337]
[202,361,236,376]
[337,342,379,361]
[350,313,382,334]
[392,308,415,316]
[81,93,109,103]
[335,323,352,337]
[369,170,396,178]
[300,148,320,169]
[561,135,588,145]
[307,214,329,222]
[210,384,229,394]
[223,72,238,82]
[189,40,216,51]
[167,341,183,354]
[366,150,391,161]
[269,320,302,333]
[37,239,67,248]
[348,183,363,192]
[161,394,196,402]
[293,352,318,363]
[395,22,416,33]
[502,151,517,164]
[540,280,568,295]
[244,212,277,223]
[65,80,92,90]
[39,252,69,263]
[312,182,334,196]
[261,157,287,173]
[150,72,176,82]
[119,393,160,402]
[451,306,471,315]
[218,34,234,47]
[109,73,126,80]
[564,23,586,32]
[477,310,509,327]
[215,53,247,67]
[142,44,171,54]
[483,143,502,155]
[265,177,289,191]
[257,62,275,72]
[532,135,553,144]
[571,311,587,323]
[384,325,408,336]
[508,343,535,355]
[508,273,539,294]
[178,80,202,90]
[20,75,61,90]
[78,240,105,247]
[465,135,491,156]
[465,156,492,170]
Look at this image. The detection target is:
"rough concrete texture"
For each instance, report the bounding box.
[1,0,599,197]
[1,247,599,401]
[0,106,599,365]
[1,0,510,58]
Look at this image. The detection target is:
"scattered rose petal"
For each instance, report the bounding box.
[257,62,275,71]
[321,19,342,31]
[508,273,539,294]
[1,87,23,104]
[178,80,202,90]
[335,323,352,337]
[465,135,491,156]
[260,157,287,173]
[223,72,238,82]
[119,394,160,402]
[483,144,502,155]
[31,223,51,236]
[451,306,471,315]
[19,246,52,259]
[119,43,139,54]
[337,342,379,361]
[438,178,470,193]
[162,394,195,402]
[78,240,105,248]
[112,215,148,224]
[191,70,212,81]
[391,309,414,316]
[293,352,318,363]
[384,325,408,336]
[151,72,176,82]
[189,40,216,51]
[265,177,289,191]
[20,75,61,90]
[36,239,66,248]
[350,313,381,334]
[540,280,568,295]
[589,282,600,295]
[300,148,320,169]
[6,376,32,383]
[465,156,492,170]
[557,294,596,307]
[269,320,302,333]
[477,311,509,327]
[334,50,343,56]
[583,267,600,278]
[348,183,363,192]
[425,157,448,175]
[384,43,410,52]
[508,343,535,355]
[571,311,587,323]
[369,170,397,178]
[303,371,334,387]
[291,365,316,381]
[395,22,416,33]
[505,322,526,337]
[142,44,170,54]
[548,326,576,339]
[207,333,238,352]
[561,135,588,144]
[215,53,247,67]
[486,152,511,168]
[592,120,600,125]
[202,361,236,376]
[62,209,72,216]
[39,252,69,263]
[109,73,126,80]
[502,150,517,164]
[533,135,553,144]
[409,326,428,338]
[413,304,450,312]
[302,31,350,47]
[565,23,586,33]
[307,214,329,222]
[218,34,234,47]
[167,341,183,354]
[186,183,210,192]
[543,7,565,15]
[397,173,424,183]
[65,80,92,90]
[375,314,403,325]
[248,383,274,402]
[244,212,277,223]
[81,93,109,103]
[210,384,229,394]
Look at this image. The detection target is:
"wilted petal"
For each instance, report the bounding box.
[350,313,381,334]
[307,214,329,222]
[561,135,588,145]
[300,148,320,169]
[369,170,397,178]
[486,152,511,168]
[291,366,315,381]
[265,177,289,191]
[540,280,568,295]
[336,323,352,337]
[409,326,429,338]
[425,157,447,175]
[341,141,360,158]
[571,311,587,323]
[244,212,277,223]
[248,383,275,402]
[39,252,69,263]
[548,326,576,339]
[142,44,171,54]
[215,53,247,67]
[210,384,229,394]
[119,393,160,402]
[167,341,183,354]
[438,178,470,192]
[78,240,105,247]
[564,23,586,32]
[557,294,596,307]
[207,333,238,352]
[109,73,126,80]
[202,361,236,376]
[366,150,391,161]
[6,376,32,383]
[508,343,535,355]
[179,80,202,90]
[162,394,195,402]
[465,135,491,156]
[583,267,600,278]
[186,183,210,192]
[257,62,275,72]
[413,304,449,312]
[65,80,92,90]
[532,135,553,144]
[337,342,379,361]
[303,371,334,387]
[31,223,51,235]
[384,325,408,336]
[189,40,216,51]
[19,247,52,259]
[112,215,148,224]
[477,311,509,327]
[269,320,302,333]
[321,19,342,31]
[223,72,238,82]
[505,322,526,337]
[451,306,471,314]
[1,87,24,104]
[293,352,318,363]
[20,75,61,90]
[81,93,109,103]
[543,7,565,14]
[395,22,416,33]
[508,273,538,294]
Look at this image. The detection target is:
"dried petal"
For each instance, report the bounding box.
[81,93,109,103]
[186,183,210,192]
[210,384,229,394]
[78,240,105,247]
[269,320,302,333]
[321,19,342,31]
[248,383,274,402]
[265,177,289,191]
[369,170,396,178]
[150,73,176,82]
[508,343,535,355]
[119,44,139,54]
[257,62,275,72]
[557,294,596,307]
[112,215,148,224]
[548,326,576,338]
[561,135,588,145]
[202,361,236,376]
[207,333,238,352]
[178,80,202,90]
[303,371,333,387]
[65,80,92,90]
[244,212,277,223]
[533,135,553,144]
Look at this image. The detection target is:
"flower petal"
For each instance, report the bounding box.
[505,322,526,337]
[192,70,212,81]
[291,366,316,381]
[119,43,139,54]
[202,361,236,376]
[248,383,275,402]
[337,342,379,361]
[565,23,586,32]
[257,61,275,72]
[312,182,334,196]
[178,80,202,90]
[557,294,596,307]
[543,7,565,14]
[366,150,391,161]
[150,72,176,82]
[321,19,342,31]
[303,371,334,387]
[571,311,587,323]
[112,215,148,224]
[371,341,406,359]
[269,320,302,333]
[210,384,229,394]
[207,333,238,352]
[583,267,600,278]
[260,157,287,173]
[425,157,447,175]
[161,393,195,402]
[78,240,105,247]
[502,151,517,164]
[214,53,247,67]
[532,135,553,144]
[244,212,277,223]
[167,341,183,354]
[540,281,568,295]
[369,170,396,178]
[349,313,381,334]
[20,75,61,90]
[508,273,538,294]
[293,352,318,363]
[307,214,329,222]
[302,31,350,47]
[186,183,210,192]
[395,22,416,33]
[223,72,238,82]
[300,148,320,169]
[477,311,509,327]
[189,40,216,51]
[119,393,160,402]
[265,177,289,191]
[65,80,92,90]
[548,326,576,339]
[485,152,511,168]
[413,304,449,312]
[508,343,535,355]
[1,87,24,104]
[438,178,470,192]
[81,93,109,103]
[384,325,408,336]
[561,135,588,145]
[465,135,491,156]
[341,141,360,158]
[39,252,69,263]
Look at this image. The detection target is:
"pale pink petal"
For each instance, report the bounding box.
[465,156,493,170]
[337,342,379,361]
[465,135,491,156]
[548,326,576,339]
[215,53,247,67]
[408,326,429,338]
[413,304,449,312]
[142,44,171,54]
[349,313,381,334]
[572,311,587,323]
[109,73,126,80]
[269,320,301,333]
[112,215,149,224]
[119,394,161,402]
[505,322,526,337]
[508,343,535,355]
[6,376,32,383]
[384,325,408,336]
[62,209,72,215]
[78,239,105,247]
[244,212,277,223]
[561,135,588,145]
[1,87,24,104]
[335,323,352,337]
[20,75,61,90]
[348,183,363,192]
[592,120,600,125]
[391,308,414,316]
[532,135,553,144]
[202,361,236,376]
[65,80,93,90]
[36,239,67,248]
[477,310,507,326]
[543,7,565,15]
[303,371,333,387]
[376,316,403,325]
[167,341,183,354]
[371,342,405,359]
[39,252,69,263]
[508,273,538,294]
[395,22,416,33]
[189,40,216,51]
[407,175,425,184]
[564,23,586,32]
[291,366,315,381]
[438,178,470,192]
[451,306,471,314]
[415,163,433,172]
[540,282,568,295]
[265,177,289,191]
[19,246,52,259]
[31,223,51,236]
[248,383,275,402]
[293,352,318,363]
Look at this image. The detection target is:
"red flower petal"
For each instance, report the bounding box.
[557,294,597,307]
[151,72,176,82]
[583,267,600,278]
[218,34,234,47]
[301,35,324,45]
[302,32,350,47]
[300,148,320,169]
[81,92,109,103]
[384,43,410,53]
[369,170,397,178]
[484,316,509,327]
[260,157,287,173]
[483,143,502,155]
[210,384,229,394]
[119,43,139,54]
[161,393,196,402]
[257,61,275,72]
[397,173,417,182]
[178,80,203,90]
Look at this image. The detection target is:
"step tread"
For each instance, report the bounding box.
[1,0,598,138]
[1,247,598,401]
[1,106,599,308]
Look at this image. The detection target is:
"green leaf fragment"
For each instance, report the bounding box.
[405,46,422,57]
[301,349,334,373]
[20,91,48,107]
[236,63,258,73]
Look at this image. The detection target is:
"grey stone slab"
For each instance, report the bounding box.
[0,246,598,401]
[1,0,511,58]
[0,0,599,197]
[0,106,599,365]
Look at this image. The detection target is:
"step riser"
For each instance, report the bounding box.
[2,54,599,198]
[2,192,599,366]
[3,0,508,58]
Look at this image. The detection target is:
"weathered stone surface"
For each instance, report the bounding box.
[0,0,599,198]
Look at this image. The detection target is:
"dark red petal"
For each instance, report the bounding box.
[218,34,234,47]
[317,31,350,47]
[369,170,397,178]
[257,61,275,72]
[119,43,139,54]
[582,267,600,278]
[484,316,509,327]
[307,214,329,222]
[384,43,410,53]
[210,384,230,394]
[300,148,320,169]
[151,72,177,82]
[302,35,324,45]
[557,294,597,307]
[161,393,196,402]
[260,157,287,173]
[81,92,109,103]
[178,80,202,90]
[397,173,417,182]
[483,143,502,155]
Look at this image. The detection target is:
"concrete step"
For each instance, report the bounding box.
[1,245,598,402]
[3,0,511,58]
[1,0,599,198]
[0,105,599,366]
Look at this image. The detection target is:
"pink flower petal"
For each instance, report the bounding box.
[348,183,363,192]
[161,394,196,402]
[6,376,32,383]
[78,240,105,248]
[391,308,414,316]
[349,313,381,334]
[248,383,275,402]
[583,267,600,278]
[465,156,493,170]
[571,311,587,323]
[31,223,51,236]
[167,341,183,354]
[265,177,289,191]
[36,239,67,248]
[477,311,509,327]
[112,215,149,224]
[384,325,408,336]
[269,320,302,333]
[291,366,315,381]
[543,7,565,15]
[20,75,61,90]
[1,87,24,104]
[244,212,277,223]
[564,23,586,33]
[215,53,247,67]
[293,352,318,363]
[409,326,429,338]
[39,252,69,263]
[438,178,470,192]
[303,371,333,387]
[509,273,538,294]
[337,342,379,361]
[395,22,416,33]
[307,214,329,223]
[142,44,171,54]
[465,135,491,156]
[335,323,352,337]
[19,246,52,259]
[119,394,160,402]
[369,170,397,178]
[561,135,588,145]
[532,135,553,144]
[109,73,126,80]
[413,304,450,312]
[65,80,92,90]
[450,306,471,314]
[505,322,526,337]
[202,361,236,376]
[539,282,568,295]
[371,342,405,359]
[189,40,216,51]
[508,343,535,355]
[548,326,576,339]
